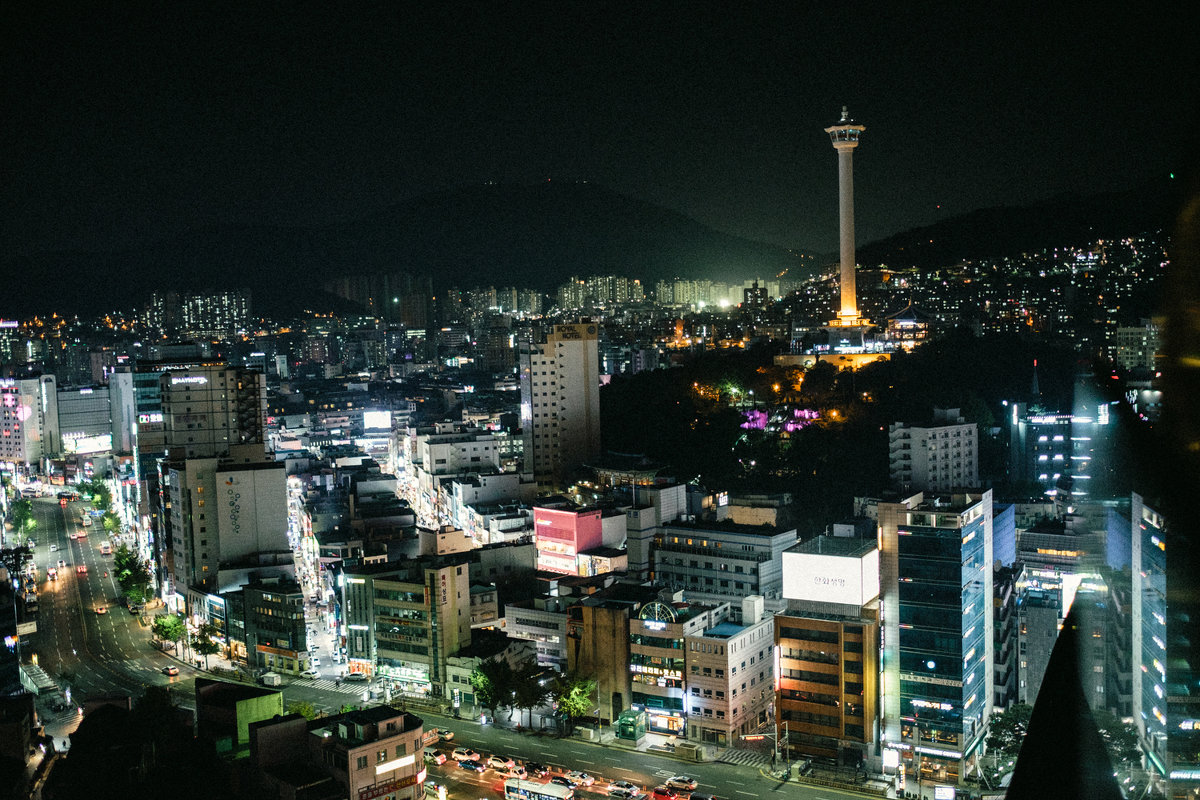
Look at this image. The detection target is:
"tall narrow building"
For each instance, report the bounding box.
[519,322,601,488]
[878,492,994,787]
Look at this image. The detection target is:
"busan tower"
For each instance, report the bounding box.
[825,106,868,327]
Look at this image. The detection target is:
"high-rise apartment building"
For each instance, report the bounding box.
[0,375,58,468]
[888,408,978,493]
[879,492,993,786]
[519,323,601,488]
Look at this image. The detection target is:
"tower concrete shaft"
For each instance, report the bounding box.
[825,107,866,323]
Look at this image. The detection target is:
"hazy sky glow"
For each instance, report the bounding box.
[1,4,1185,260]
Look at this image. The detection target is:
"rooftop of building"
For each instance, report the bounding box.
[195,677,280,709]
[660,518,796,538]
[700,621,745,639]
[902,492,988,513]
[451,628,518,660]
[789,535,876,559]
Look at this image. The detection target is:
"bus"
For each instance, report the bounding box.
[505,779,574,800]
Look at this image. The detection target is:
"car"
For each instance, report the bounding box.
[689,793,717,800]
[524,762,550,778]
[94,606,107,615]
[451,747,479,761]
[457,760,485,773]
[49,544,57,552]
[666,777,698,792]
[57,559,67,568]
[300,668,320,678]
[436,728,454,741]
[424,748,447,765]
[76,565,87,575]
[550,776,576,789]
[424,781,444,796]
[651,788,677,800]
[162,666,179,676]
[567,772,595,787]
[487,755,515,770]
[311,657,321,667]
[609,781,642,798]
[344,672,369,682]
[501,766,528,780]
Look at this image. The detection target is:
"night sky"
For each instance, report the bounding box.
[1,3,1188,262]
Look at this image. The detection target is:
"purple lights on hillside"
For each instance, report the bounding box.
[741,407,820,432]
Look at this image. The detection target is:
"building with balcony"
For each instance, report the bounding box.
[888,408,978,494]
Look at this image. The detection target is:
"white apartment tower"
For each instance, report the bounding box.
[888,408,978,493]
[520,323,602,488]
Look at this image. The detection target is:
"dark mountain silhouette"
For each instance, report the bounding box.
[0,182,808,317]
[857,176,1177,269]
[0,176,1176,318]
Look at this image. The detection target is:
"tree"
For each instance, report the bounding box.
[511,660,552,728]
[153,614,187,653]
[9,498,33,532]
[102,510,121,533]
[286,700,321,720]
[1093,709,1142,766]
[553,672,597,734]
[469,659,514,717]
[191,621,222,669]
[986,703,1033,762]
[114,542,152,602]
[92,483,112,511]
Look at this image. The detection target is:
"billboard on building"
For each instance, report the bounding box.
[781,547,880,606]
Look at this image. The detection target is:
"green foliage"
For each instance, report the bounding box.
[286,700,321,720]
[511,659,552,726]
[113,542,152,601]
[553,672,597,726]
[153,614,187,646]
[986,703,1033,760]
[469,659,515,714]
[101,510,121,532]
[78,479,113,511]
[9,498,33,531]
[1093,709,1142,766]
[191,621,222,667]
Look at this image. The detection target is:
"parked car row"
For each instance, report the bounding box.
[429,739,704,800]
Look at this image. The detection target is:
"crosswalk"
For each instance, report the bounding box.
[716,748,772,768]
[307,678,368,694]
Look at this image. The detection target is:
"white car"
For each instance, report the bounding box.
[451,747,480,761]
[665,776,698,792]
[567,772,595,787]
[487,755,515,770]
[609,781,641,798]
[49,544,57,552]
[300,668,320,678]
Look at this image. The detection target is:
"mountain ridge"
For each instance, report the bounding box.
[0,177,1175,317]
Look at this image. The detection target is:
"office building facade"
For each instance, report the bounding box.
[879,492,993,785]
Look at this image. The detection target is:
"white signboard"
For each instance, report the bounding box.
[781,548,879,606]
